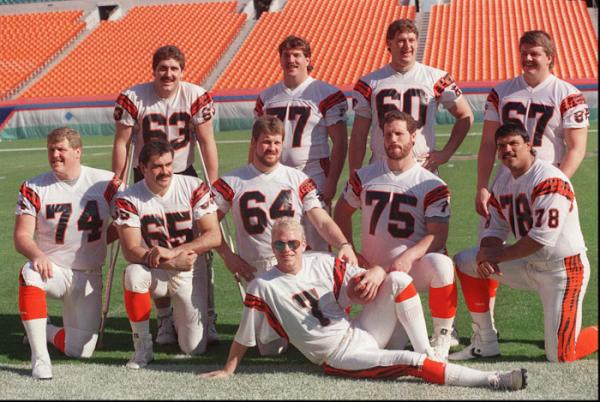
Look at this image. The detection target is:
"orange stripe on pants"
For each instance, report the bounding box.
[124,289,151,322]
[429,282,457,319]
[19,284,47,321]
[557,255,584,362]
[455,269,490,313]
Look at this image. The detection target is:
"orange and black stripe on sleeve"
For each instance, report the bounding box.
[19,183,41,213]
[353,80,372,103]
[319,91,347,116]
[191,92,213,117]
[486,89,500,112]
[532,178,575,210]
[560,93,586,117]
[191,182,210,209]
[104,175,122,205]
[212,178,235,202]
[116,93,138,121]
[423,185,450,212]
[299,178,318,202]
[433,73,456,98]
[243,293,288,340]
[332,258,347,300]
[254,96,265,116]
[348,171,363,197]
[115,198,138,215]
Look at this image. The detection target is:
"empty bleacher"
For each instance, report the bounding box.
[214,0,416,91]
[0,10,84,99]
[21,2,245,98]
[423,0,598,82]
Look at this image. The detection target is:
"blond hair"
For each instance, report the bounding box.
[47,127,82,149]
[272,217,305,241]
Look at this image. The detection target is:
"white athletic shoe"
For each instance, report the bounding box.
[155,315,177,345]
[448,326,500,361]
[32,356,53,380]
[450,326,460,347]
[430,328,452,360]
[489,368,528,391]
[126,334,154,370]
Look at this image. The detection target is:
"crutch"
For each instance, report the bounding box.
[97,136,136,348]
[194,142,246,302]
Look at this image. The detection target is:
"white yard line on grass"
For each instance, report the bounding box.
[1,130,598,152]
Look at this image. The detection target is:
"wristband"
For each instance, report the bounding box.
[338,242,352,249]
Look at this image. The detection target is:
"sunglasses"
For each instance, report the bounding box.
[273,239,302,252]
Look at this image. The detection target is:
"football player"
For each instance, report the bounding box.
[112,45,220,346]
[450,123,598,362]
[113,140,221,369]
[255,35,348,250]
[16,128,121,379]
[348,19,473,174]
[335,110,456,359]
[473,30,590,336]
[212,116,357,355]
[200,218,527,391]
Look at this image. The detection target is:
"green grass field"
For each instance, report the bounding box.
[0,123,597,399]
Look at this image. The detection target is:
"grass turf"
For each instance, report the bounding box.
[0,123,596,398]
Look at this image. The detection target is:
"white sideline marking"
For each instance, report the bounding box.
[0,130,597,152]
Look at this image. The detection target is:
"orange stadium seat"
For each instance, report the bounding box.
[423,0,597,82]
[21,2,245,98]
[0,10,84,99]
[214,0,416,91]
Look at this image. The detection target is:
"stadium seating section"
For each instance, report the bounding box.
[0,0,596,99]
[0,10,84,99]
[21,2,245,98]
[214,0,416,91]
[423,0,598,82]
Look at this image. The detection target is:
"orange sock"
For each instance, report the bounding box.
[124,289,151,322]
[574,326,599,361]
[19,284,47,321]
[52,328,66,353]
[429,282,457,318]
[394,283,417,303]
[416,358,446,385]
[456,269,490,313]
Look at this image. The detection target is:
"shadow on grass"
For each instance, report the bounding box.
[0,314,307,367]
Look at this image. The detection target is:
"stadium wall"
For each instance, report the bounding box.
[0,83,597,140]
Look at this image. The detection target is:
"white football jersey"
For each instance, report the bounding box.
[212,163,324,265]
[255,77,348,178]
[353,63,463,163]
[342,160,450,268]
[113,81,215,172]
[113,174,217,272]
[483,159,586,262]
[484,74,589,166]
[16,166,121,272]
[234,252,364,364]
